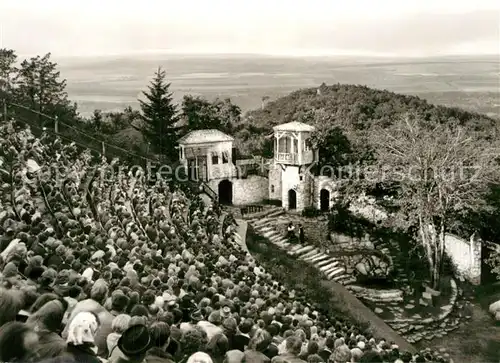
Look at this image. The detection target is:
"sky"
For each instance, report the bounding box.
[0,0,499,57]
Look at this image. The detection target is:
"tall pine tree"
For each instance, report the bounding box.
[137,67,180,160]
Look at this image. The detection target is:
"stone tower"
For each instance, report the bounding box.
[268,121,318,211]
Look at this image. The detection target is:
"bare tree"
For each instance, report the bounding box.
[358,114,500,288]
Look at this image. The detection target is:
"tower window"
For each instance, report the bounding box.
[271,185,275,193]
[299,175,303,181]
[222,151,229,164]
[212,154,219,164]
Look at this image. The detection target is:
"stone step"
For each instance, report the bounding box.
[274,237,289,245]
[291,245,315,256]
[298,249,319,260]
[267,209,286,218]
[326,267,346,279]
[259,226,274,233]
[316,258,338,268]
[319,261,339,272]
[266,230,281,239]
[342,277,357,285]
[290,244,305,253]
[334,275,356,285]
[272,238,287,247]
[262,231,279,240]
[252,221,269,229]
[299,248,318,263]
[323,263,341,275]
[309,254,331,263]
[303,252,325,262]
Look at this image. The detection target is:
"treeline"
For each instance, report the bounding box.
[0,49,243,163]
[235,83,499,158]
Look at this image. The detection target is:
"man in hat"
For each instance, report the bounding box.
[208,299,232,326]
[108,324,151,363]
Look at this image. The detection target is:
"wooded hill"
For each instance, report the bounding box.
[233,83,499,158]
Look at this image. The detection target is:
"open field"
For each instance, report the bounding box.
[55,54,500,117]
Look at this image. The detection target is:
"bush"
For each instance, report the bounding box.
[301,206,322,218]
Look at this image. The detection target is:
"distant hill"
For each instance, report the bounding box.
[58,54,499,117]
[234,83,499,156]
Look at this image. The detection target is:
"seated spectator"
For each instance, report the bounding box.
[146,322,175,363]
[358,350,383,363]
[224,349,245,363]
[0,288,24,327]
[109,324,151,363]
[187,352,214,363]
[107,314,131,357]
[26,299,68,359]
[318,337,334,362]
[233,318,252,351]
[299,341,319,361]
[243,329,271,363]
[44,311,101,363]
[0,321,40,363]
[307,355,324,363]
[329,344,351,363]
[207,332,230,363]
[179,327,209,363]
[271,335,306,363]
[63,279,114,357]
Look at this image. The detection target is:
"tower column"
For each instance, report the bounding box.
[298,132,303,165]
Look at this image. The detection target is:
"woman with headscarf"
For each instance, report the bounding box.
[26,299,68,359]
[43,311,102,363]
[186,352,213,363]
[63,279,114,358]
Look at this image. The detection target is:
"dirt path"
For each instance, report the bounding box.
[416,302,500,363]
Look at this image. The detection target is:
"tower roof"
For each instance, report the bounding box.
[273,121,315,132]
[178,129,234,145]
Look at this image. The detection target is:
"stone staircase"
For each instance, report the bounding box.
[244,207,469,345]
[246,208,356,286]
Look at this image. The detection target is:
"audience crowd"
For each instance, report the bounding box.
[0,121,453,363]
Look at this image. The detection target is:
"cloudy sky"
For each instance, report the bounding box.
[1,0,499,57]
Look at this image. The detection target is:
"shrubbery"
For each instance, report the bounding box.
[301,206,322,218]
[262,199,282,207]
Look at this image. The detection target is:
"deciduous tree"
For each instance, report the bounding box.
[0,48,17,95]
[14,53,75,123]
[358,114,500,288]
[181,95,240,134]
[91,109,103,131]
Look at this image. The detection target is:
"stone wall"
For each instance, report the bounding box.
[347,196,483,285]
[232,176,269,206]
[210,163,238,180]
[313,176,340,210]
[208,176,269,206]
[281,165,312,211]
[268,164,282,200]
[444,233,482,285]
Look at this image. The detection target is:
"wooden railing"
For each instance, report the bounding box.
[276,152,297,163]
[201,182,218,201]
[240,205,264,216]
